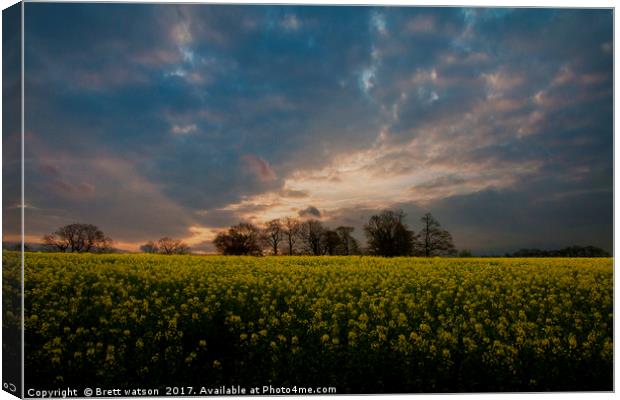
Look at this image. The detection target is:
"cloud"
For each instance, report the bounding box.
[371,12,388,36]
[407,14,436,33]
[279,188,309,198]
[413,175,466,190]
[171,21,192,46]
[171,124,197,135]
[600,41,612,53]
[482,70,524,97]
[242,155,278,182]
[299,205,321,218]
[359,66,377,94]
[281,14,301,31]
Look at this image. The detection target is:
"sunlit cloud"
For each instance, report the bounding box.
[482,70,524,98]
[371,12,388,36]
[359,66,376,94]
[407,14,436,33]
[281,14,301,31]
[171,124,198,135]
[242,155,278,182]
[171,21,192,46]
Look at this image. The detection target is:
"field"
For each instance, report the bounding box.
[12,252,614,392]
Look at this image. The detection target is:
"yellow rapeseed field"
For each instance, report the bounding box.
[11,252,613,392]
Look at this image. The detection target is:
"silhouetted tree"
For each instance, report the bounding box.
[140,241,159,253]
[364,210,417,256]
[94,237,114,254]
[8,242,32,252]
[419,213,455,256]
[321,229,341,255]
[458,249,473,257]
[43,223,112,253]
[139,238,188,254]
[261,219,284,255]
[213,223,263,256]
[300,219,325,255]
[282,217,301,255]
[509,245,610,257]
[156,237,190,255]
[42,234,69,252]
[335,226,359,255]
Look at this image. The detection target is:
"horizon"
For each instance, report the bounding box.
[3,4,613,254]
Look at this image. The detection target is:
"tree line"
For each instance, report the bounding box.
[42,223,114,253]
[38,210,455,257]
[41,223,191,255]
[213,210,456,257]
[38,215,610,258]
[213,218,361,256]
[140,237,190,255]
[506,245,610,257]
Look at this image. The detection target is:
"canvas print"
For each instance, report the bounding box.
[2,2,613,397]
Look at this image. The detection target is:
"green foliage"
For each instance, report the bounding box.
[21,252,612,392]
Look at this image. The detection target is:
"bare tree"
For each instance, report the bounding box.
[140,240,159,253]
[43,234,69,252]
[94,236,114,254]
[43,223,112,253]
[282,217,301,255]
[321,229,341,255]
[419,213,455,257]
[157,237,190,255]
[299,219,325,255]
[335,226,359,255]
[364,210,417,257]
[213,223,263,256]
[261,219,284,255]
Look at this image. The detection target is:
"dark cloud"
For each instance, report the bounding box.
[279,189,309,198]
[412,175,466,190]
[299,206,322,218]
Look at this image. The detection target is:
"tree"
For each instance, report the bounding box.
[157,237,190,255]
[261,219,284,255]
[140,240,159,253]
[419,213,455,257]
[43,234,69,252]
[299,219,325,255]
[213,223,263,256]
[321,229,341,255]
[282,217,301,255]
[364,210,417,257]
[335,226,359,255]
[458,249,473,257]
[10,242,32,252]
[139,238,189,255]
[509,245,610,257]
[94,236,114,254]
[43,223,112,253]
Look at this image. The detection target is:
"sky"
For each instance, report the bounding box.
[9,4,613,254]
